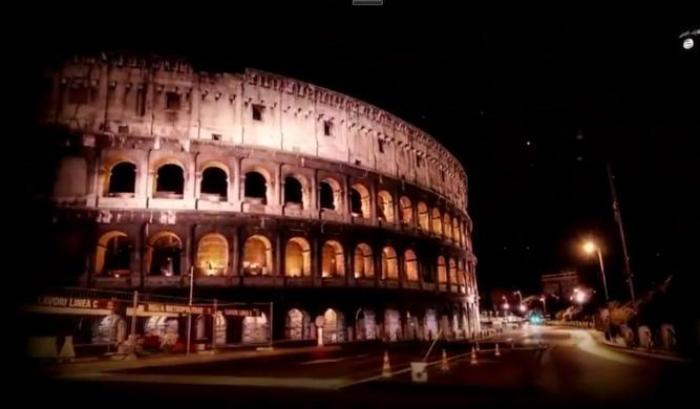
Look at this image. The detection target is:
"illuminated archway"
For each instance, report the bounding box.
[377,190,394,222]
[381,246,398,280]
[431,208,442,235]
[353,243,374,279]
[399,196,413,225]
[322,240,345,278]
[196,233,229,276]
[321,308,345,344]
[242,235,273,275]
[449,258,458,285]
[285,237,311,277]
[437,256,447,284]
[404,249,419,281]
[452,217,461,244]
[285,308,311,340]
[444,213,452,239]
[350,183,370,217]
[417,202,429,231]
[147,232,182,276]
[95,231,130,275]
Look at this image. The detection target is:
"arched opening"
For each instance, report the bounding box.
[444,214,452,239]
[147,232,182,276]
[452,217,461,244]
[399,196,413,224]
[431,208,443,235]
[350,183,370,217]
[285,309,311,340]
[381,246,398,280]
[321,308,345,344]
[284,176,303,206]
[107,162,136,196]
[449,258,458,285]
[353,243,374,279]
[242,235,273,275]
[404,249,419,281]
[384,309,401,341]
[319,181,335,210]
[458,259,467,292]
[321,240,345,278]
[285,237,311,277]
[355,308,377,340]
[377,190,394,223]
[95,231,130,275]
[196,233,229,276]
[155,164,184,197]
[437,256,447,284]
[417,202,429,231]
[244,171,267,204]
[200,167,228,200]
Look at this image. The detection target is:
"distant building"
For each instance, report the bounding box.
[541,271,579,299]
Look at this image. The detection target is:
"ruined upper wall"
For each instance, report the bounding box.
[41,54,468,210]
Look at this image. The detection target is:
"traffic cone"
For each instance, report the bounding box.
[470,346,478,365]
[382,350,392,378]
[495,343,501,357]
[475,341,480,351]
[441,349,450,371]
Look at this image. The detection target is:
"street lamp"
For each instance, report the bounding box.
[582,240,610,301]
[540,296,547,317]
[518,304,527,313]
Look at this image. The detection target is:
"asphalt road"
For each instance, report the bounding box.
[19,326,697,409]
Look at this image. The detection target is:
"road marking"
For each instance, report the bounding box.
[299,357,348,365]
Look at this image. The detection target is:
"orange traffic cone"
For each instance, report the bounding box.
[382,350,392,378]
[441,349,450,371]
[470,346,478,365]
[495,343,501,357]
[475,341,480,351]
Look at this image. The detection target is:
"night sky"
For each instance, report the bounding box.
[16,3,699,299]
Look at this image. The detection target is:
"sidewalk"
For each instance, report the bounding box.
[588,329,691,363]
[43,344,341,377]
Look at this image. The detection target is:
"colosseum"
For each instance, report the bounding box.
[37,53,479,348]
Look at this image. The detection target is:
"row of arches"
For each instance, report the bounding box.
[95,231,473,287]
[101,159,469,245]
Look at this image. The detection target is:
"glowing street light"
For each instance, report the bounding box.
[518,304,527,313]
[581,240,610,301]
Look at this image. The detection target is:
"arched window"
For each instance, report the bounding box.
[155,164,184,197]
[196,233,229,276]
[444,213,452,239]
[381,246,398,280]
[244,171,267,204]
[452,217,461,244]
[284,176,303,205]
[200,167,228,200]
[242,235,273,276]
[148,232,182,276]
[449,258,458,285]
[350,183,370,217]
[458,259,467,292]
[377,190,395,223]
[319,181,335,210]
[404,249,419,281]
[354,243,374,279]
[322,240,345,278]
[399,196,413,225]
[437,256,447,284]
[285,237,311,277]
[417,202,429,231]
[107,162,136,196]
[431,208,443,235]
[95,231,130,275]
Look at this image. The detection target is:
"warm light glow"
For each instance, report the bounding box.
[582,240,597,255]
[574,291,586,304]
[503,303,510,310]
[519,304,527,313]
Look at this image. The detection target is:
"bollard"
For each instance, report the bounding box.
[495,343,500,357]
[470,346,478,365]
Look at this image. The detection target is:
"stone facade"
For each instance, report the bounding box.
[40,53,480,344]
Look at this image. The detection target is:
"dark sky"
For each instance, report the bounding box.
[17,3,699,299]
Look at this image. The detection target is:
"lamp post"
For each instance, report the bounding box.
[540,296,547,318]
[582,240,609,302]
